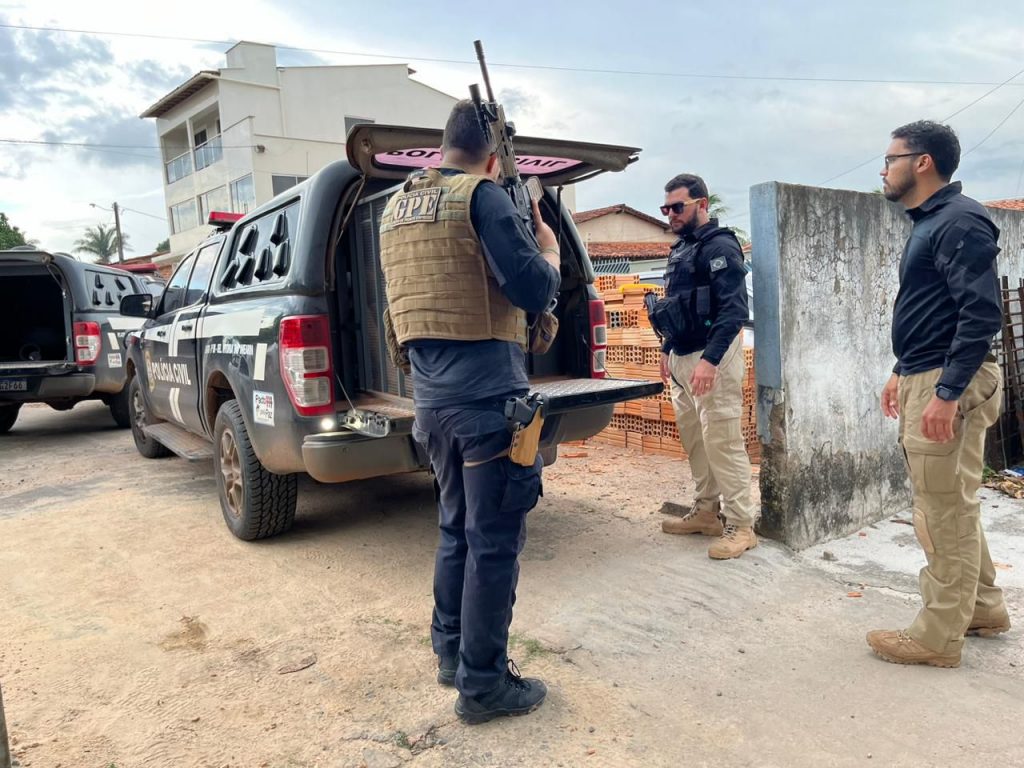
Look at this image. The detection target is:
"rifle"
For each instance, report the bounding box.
[469,40,539,242]
[469,40,559,354]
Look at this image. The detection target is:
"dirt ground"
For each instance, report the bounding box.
[1,401,1022,768]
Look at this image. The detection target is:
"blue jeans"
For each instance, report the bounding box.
[413,399,543,697]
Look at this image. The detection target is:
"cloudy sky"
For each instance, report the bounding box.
[2,1,1022,257]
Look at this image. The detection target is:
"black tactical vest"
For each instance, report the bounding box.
[651,226,741,349]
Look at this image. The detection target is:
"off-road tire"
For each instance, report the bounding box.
[108,384,132,428]
[0,404,21,434]
[214,399,297,540]
[129,376,171,458]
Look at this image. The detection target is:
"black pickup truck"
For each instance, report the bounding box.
[120,126,662,540]
[0,249,147,432]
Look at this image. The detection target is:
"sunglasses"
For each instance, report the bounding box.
[660,198,705,216]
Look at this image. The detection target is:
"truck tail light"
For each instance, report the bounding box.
[279,314,334,417]
[74,321,101,365]
[588,299,607,379]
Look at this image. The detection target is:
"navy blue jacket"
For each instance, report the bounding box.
[892,182,1002,398]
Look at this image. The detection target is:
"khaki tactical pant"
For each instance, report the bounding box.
[899,363,1005,654]
[668,334,757,527]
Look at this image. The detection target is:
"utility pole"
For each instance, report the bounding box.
[112,202,125,263]
[0,682,11,768]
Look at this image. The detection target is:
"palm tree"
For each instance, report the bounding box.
[707,193,730,220]
[74,224,131,264]
[707,193,749,244]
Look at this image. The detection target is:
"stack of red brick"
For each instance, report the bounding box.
[590,275,760,464]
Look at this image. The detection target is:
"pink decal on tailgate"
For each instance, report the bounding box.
[376,149,582,175]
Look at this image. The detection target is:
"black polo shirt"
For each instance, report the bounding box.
[891,182,1002,398]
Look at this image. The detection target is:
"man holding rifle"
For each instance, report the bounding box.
[378,94,559,723]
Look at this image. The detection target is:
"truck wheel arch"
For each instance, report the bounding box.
[205,370,237,433]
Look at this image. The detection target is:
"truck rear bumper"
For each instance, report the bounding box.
[302,432,428,483]
[0,372,96,402]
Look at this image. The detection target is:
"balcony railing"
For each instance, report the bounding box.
[194,134,223,171]
[165,150,193,184]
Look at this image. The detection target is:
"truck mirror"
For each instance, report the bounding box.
[120,293,153,318]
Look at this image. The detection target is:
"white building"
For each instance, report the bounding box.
[141,42,458,263]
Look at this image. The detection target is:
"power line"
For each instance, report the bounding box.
[0,138,254,150]
[818,65,1024,186]
[3,21,1024,87]
[962,94,1024,157]
[119,206,166,221]
[721,65,1024,224]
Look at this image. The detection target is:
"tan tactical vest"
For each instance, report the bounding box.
[378,169,528,348]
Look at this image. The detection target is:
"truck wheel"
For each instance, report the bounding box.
[129,376,171,459]
[0,404,21,434]
[214,399,297,540]
[109,384,132,428]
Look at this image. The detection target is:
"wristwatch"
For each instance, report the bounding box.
[935,385,958,402]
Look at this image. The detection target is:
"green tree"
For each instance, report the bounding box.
[74,224,131,264]
[0,212,31,250]
[707,194,749,244]
[154,238,170,253]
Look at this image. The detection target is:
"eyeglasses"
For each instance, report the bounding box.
[883,152,924,169]
[660,198,705,215]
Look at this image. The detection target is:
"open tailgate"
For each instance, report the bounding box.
[532,378,662,413]
[346,124,640,187]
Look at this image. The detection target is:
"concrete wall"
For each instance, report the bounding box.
[751,181,1024,549]
[576,214,674,244]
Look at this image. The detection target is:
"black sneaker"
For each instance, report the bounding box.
[437,655,457,687]
[454,660,547,724]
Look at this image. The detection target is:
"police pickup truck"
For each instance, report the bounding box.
[119,125,662,540]
[0,248,147,432]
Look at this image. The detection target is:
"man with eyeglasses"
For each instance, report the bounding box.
[653,173,757,559]
[868,120,1008,668]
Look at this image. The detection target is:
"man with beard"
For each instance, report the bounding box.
[655,173,757,559]
[869,120,1009,667]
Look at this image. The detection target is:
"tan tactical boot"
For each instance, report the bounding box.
[968,606,1011,637]
[865,629,960,668]
[661,500,723,536]
[707,524,757,559]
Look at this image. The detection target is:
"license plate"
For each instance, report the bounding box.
[0,379,27,392]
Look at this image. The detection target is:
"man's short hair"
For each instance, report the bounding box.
[664,173,709,200]
[442,99,494,164]
[891,120,961,181]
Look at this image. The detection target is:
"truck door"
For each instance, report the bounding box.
[172,239,221,434]
[141,252,196,423]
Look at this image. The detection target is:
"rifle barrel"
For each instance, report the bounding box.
[473,40,496,102]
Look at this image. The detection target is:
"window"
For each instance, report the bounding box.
[184,242,221,306]
[230,174,255,214]
[159,254,196,316]
[198,185,230,223]
[169,200,198,234]
[219,201,300,292]
[344,116,375,136]
[271,175,309,196]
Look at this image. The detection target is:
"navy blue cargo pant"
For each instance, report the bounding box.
[413,398,543,697]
